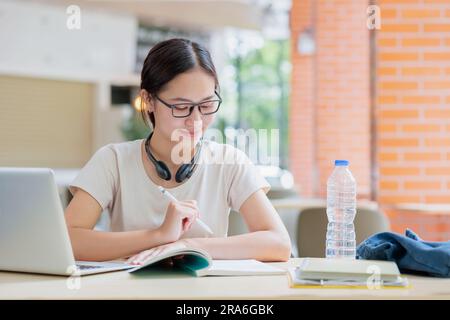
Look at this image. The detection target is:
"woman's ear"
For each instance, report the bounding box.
[140,89,154,112]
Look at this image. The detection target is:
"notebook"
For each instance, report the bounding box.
[127,246,286,277]
[288,258,409,288]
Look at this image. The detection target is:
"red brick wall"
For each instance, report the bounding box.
[376,0,450,204]
[290,0,316,197]
[290,0,371,198]
[376,0,450,240]
[384,207,450,241]
[289,0,450,241]
[315,0,372,198]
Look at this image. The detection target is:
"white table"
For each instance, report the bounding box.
[1,259,449,300]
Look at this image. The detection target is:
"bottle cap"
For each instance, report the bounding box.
[335,160,349,166]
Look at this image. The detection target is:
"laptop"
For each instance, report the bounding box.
[0,167,134,276]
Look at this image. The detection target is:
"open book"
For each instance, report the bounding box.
[128,246,286,277]
[288,258,409,288]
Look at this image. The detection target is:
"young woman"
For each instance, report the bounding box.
[65,38,291,265]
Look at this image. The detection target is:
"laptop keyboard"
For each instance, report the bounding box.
[76,264,104,270]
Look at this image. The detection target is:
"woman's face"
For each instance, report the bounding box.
[148,67,217,145]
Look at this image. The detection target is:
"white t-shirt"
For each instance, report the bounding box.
[69,139,270,238]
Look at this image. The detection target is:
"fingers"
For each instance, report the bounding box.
[185,218,194,231]
[183,201,200,221]
[181,207,199,232]
[171,201,198,216]
[171,200,199,215]
[127,246,165,265]
[179,202,200,220]
[182,218,190,232]
[145,247,163,262]
[126,255,138,264]
[166,200,200,236]
[179,200,198,211]
[179,206,197,222]
[133,247,162,265]
[127,249,153,265]
[128,243,187,265]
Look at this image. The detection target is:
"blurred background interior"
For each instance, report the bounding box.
[1,0,449,257]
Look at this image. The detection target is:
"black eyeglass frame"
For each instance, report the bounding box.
[154,91,222,118]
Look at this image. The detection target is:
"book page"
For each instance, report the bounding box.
[201,260,285,276]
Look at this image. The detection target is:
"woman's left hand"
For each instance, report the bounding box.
[127,240,188,265]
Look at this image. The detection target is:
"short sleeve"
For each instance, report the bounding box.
[226,147,271,212]
[69,145,118,210]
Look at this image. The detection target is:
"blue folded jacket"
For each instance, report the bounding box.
[356,229,450,277]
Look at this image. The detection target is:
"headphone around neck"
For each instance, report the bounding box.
[144,132,203,183]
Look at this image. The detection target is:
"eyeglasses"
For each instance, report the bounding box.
[154,91,222,118]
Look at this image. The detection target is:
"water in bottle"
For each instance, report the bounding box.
[326,160,357,259]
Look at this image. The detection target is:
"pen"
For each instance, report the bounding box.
[157,186,213,235]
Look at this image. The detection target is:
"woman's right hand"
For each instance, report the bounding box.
[158,200,200,243]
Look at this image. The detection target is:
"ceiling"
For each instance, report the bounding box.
[23,0,267,31]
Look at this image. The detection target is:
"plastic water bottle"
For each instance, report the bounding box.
[326,160,357,259]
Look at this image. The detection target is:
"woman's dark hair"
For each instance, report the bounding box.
[140,38,219,128]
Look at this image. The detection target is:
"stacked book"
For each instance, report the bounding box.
[288,258,409,289]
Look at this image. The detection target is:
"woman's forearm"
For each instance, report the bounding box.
[183,231,291,262]
[68,227,168,262]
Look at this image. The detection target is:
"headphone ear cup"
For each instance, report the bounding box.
[175,164,191,183]
[155,160,171,181]
[175,139,203,183]
[185,165,196,179]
